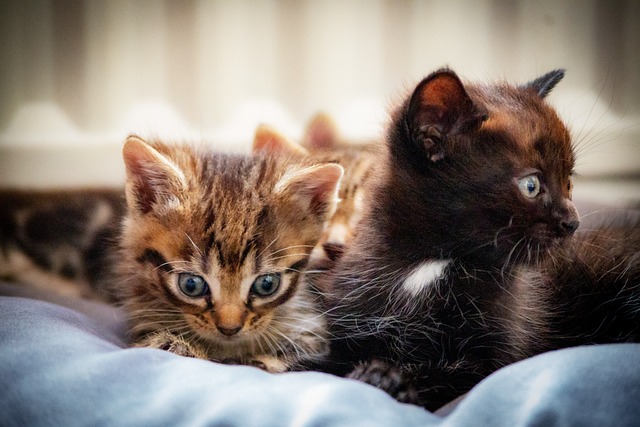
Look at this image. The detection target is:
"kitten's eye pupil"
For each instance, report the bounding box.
[517,175,541,199]
[178,273,208,297]
[251,273,281,297]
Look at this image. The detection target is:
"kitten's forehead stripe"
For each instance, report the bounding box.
[136,248,170,273]
[197,156,277,274]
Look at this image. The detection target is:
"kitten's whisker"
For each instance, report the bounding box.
[268,245,315,256]
[256,237,280,260]
[153,260,190,273]
[263,253,311,263]
[184,232,204,259]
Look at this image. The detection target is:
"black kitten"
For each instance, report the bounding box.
[320,69,640,410]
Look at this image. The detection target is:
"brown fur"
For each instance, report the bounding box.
[321,68,640,410]
[118,135,343,372]
[253,115,378,264]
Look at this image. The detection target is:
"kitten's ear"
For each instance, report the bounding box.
[252,124,309,156]
[302,113,339,150]
[275,163,344,219]
[406,69,485,162]
[122,135,187,215]
[523,69,565,98]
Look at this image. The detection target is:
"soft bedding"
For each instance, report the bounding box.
[1,282,639,427]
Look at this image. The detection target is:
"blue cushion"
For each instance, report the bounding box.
[1,285,639,427]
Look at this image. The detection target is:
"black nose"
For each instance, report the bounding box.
[217,326,242,336]
[561,219,580,235]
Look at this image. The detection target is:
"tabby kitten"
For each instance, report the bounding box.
[118,135,343,372]
[322,69,640,409]
[0,120,354,302]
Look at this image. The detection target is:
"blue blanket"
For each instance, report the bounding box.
[1,284,639,426]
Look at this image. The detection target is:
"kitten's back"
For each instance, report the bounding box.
[0,188,125,301]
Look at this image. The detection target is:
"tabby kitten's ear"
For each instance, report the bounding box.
[252,124,309,156]
[275,163,344,219]
[122,135,187,215]
[302,113,339,150]
[522,69,565,98]
[406,69,486,162]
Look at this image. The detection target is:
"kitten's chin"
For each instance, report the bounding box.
[195,329,249,346]
[512,236,570,266]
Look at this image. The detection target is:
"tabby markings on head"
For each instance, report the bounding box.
[117,134,343,372]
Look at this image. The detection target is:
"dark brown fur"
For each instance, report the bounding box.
[320,69,640,410]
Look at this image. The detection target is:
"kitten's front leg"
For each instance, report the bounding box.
[135,330,209,359]
[347,359,420,405]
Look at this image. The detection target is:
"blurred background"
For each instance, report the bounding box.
[0,0,638,206]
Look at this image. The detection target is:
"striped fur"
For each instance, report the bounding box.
[117,135,342,372]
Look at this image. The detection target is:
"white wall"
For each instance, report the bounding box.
[0,0,638,204]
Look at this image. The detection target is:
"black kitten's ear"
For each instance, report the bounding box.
[523,69,565,98]
[406,69,485,162]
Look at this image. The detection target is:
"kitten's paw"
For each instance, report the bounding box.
[135,331,208,359]
[247,355,289,373]
[415,125,445,162]
[347,359,419,405]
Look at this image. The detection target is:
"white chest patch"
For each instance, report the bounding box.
[402,259,451,297]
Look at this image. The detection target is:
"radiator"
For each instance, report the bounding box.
[0,0,638,205]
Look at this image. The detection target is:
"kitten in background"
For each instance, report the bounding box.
[0,188,124,302]
[253,114,378,265]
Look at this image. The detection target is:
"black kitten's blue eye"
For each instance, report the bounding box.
[178,273,209,297]
[518,175,541,198]
[251,273,281,297]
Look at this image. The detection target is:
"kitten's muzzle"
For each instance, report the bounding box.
[215,304,247,336]
[555,200,580,237]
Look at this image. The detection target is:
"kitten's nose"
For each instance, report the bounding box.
[561,219,580,235]
[558,201,580,236]
[217,325,242,336]
[215,304,246,336]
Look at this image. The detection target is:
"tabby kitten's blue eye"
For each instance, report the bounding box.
[517,175,541,198]
[251,273,281,297]
[178,273,209,297]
